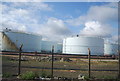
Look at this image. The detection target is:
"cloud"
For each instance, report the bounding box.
[9,2,53,11]
[104,35,119,44]
[66,2,118,39]
[1,3,36,32]
[111,35,119,43]
[2,21,27,32]
[1,3,71,42]
[80,21,112,37]
[87,4,117,23]
[1,0,119,2]
[1,2,118,42]
[1,0,43,2]
[37,17,72,42]
[1,2,52,30]
[66,3,118,26]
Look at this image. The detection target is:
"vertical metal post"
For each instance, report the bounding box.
[18,44,23,76]
[118,50,120,79]
[35,51,37,61]
[88,48,91,78]
[118,1,120,79]
[51,46,54,78]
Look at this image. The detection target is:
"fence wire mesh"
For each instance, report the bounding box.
[1,51,119,80]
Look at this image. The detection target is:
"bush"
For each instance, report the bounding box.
[2,73,12,78]
[20,71,37,80]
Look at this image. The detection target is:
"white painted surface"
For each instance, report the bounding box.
[41,41,62,53]
[1,31,42,52]
[104,43,118,55]
[63,36,104,55]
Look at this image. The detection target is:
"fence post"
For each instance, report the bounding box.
[118,50,120,79]
[51,46,54,78]
[35,51,37,61]
[18,44,23,76]
[88,48,91,78]
[118,1,120,79]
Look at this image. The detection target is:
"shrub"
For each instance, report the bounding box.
[20,71,37,80]
[2,73,12,78]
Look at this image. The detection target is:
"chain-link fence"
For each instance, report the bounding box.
[2,49,119,80]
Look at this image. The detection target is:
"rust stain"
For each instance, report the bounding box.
[2,32,19,51]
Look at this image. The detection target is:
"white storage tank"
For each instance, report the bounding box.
[63,36,104,55]
[104,43,118,55]
[0,32,2,51]
[41,41,62,53]
[56,43,62,53]
[1,30,42,52]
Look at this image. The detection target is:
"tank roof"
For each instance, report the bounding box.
[66,35,103,39]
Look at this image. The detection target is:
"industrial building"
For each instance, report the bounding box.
[62,35,104,55]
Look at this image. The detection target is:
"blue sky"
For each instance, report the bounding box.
[1,2,118,43]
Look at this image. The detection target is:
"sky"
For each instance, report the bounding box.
[0,2,118,43]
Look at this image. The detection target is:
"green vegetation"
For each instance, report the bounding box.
[2,72,12,78]
[20,71,37,80]
[20,71,51,80]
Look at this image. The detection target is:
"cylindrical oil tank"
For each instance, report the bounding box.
[104,43,118,55]
[1,31,42,52]
[41,41,62,53]
[0,32,2,51]
[56,43,62,53]
[63,36,104,55]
